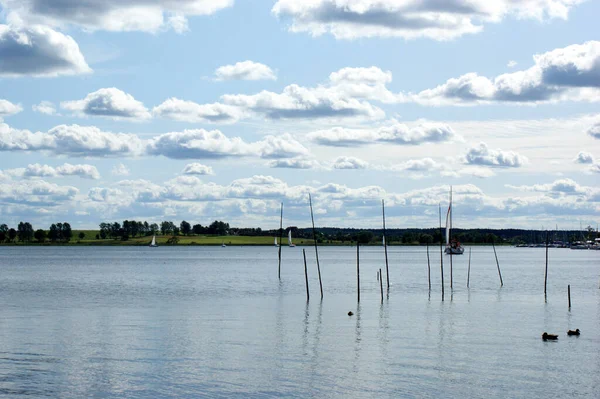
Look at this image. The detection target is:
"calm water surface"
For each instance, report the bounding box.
[0,246,599,398]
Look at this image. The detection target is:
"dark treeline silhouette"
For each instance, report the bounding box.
[0,222,72,243]
[98,220,230,241]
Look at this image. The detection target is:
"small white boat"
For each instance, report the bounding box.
[288,230,296,247]
[274,237,279,247]
[444,187,464,255]
[221,242,226,247]
[149,235,158,247]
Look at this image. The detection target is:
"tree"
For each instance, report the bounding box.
[78,232,86,240]
[8,228,17,243]
[160,221,173,235]
[180,220,191,236]
[149,223,159,235]
[62,223,72,242]
[356,230,374,244]
[17,222,34,243]
[192,224,203,235]
[49,224,59,242]
[34,229,46,243]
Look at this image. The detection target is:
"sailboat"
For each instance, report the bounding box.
[274,236,279,247]
[149,235,158,247]
[221,241,226,247]
[288,230,296,247]
[444,187,464,255]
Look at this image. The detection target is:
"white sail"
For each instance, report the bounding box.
[274,237,278,246]
[150,235,156,247]
[288,230,293,246]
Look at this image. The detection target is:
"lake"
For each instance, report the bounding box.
[0,246,598,398]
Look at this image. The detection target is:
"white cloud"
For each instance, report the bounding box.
[507,60,518,68]
[331,156,369,170]
[1,0,234,33]
[152,98,242,124]
[215,61,277,81]
[506,178,590,196]
[182,163,214,175]
[589,163,600,174]
[0,179,78,205]
[55,163,100,179]
[61,88,151,120]
[272,0,583,41]
[587,121,600,139]
[146,129,253,159]
[0,99,22,117]
[256,133,309,159]
[112,163,130,176]
[410,41,600,105]
[463,142,528,167]
[574,151,594,164]
[308,121,457,147]
[0,24,91,77]
[267,158,321,169]
[32,101,56,115]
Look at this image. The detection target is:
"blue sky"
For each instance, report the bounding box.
[1,0,599,230]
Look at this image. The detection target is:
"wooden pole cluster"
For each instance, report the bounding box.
[382,199,390,290]
[278,202,283,280]
[439,204,444,301]
[492,240,503,287]
[309,193,323,300]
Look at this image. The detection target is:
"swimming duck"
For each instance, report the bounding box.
[348,311,354,316]
[567,329,580,336]
[542,332,558,340]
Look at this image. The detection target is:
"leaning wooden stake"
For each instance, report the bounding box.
[303,249,309,301]
[544,231,549,296]
[467,247,471,288]
[492,240,503,287]
[426,243,431,291]
[379,268,384,303]
[356,243,360,303]
[309,193,323,300]
[278,202,283,280]
[382,199,390,290]
[450,248,453,290]
[439,204,445,301]
[568,284,571,309]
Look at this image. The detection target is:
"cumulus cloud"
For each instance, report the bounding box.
[331,156,369,170]
[267,158,321,169]
[182,163,214,175]
[0,99,22,117]
[1,0,233,33]
[308,121,457,147]
[256,134,309,159]
[146,129,253,159]
[463,143,527,167]
[574,151,594,164]
[589,163,600,174]
[272,0,583,41]
[32,101,56,115]
[112,163,130,176]
[587,121,600,139]
[22,163,101,179]
[215,61,277,81]
[152,98,242,124]
[0,24,91,77]
[507,60,518,68]
[506,178,588,195]
[410,41,600,105]
[61,88,151,120]
[0,122,143,157]
[0,179,78,205]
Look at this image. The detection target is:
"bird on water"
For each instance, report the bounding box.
[567,329,580,336]
[542,332,558,340]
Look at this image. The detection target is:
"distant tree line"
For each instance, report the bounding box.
[98,220,230,241]
[0,222,73,243]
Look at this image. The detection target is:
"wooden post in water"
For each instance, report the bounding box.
[278,202,283,280]
[426,243,431,291]
[379,268,384,303]
[544,231,549,296]
[303,249,309,301]
[356,242,360,303]
[492,240,503,287]
[568,284,571,309]
[439,204,445,301]
[309,193,323,300]
[467,247,471,288]
[450,249,453,290]
[382,199,390,290]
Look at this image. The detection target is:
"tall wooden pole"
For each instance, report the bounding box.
[568,284,571,308]
[426,243,431,291]
[379,268,384,303]
[467,247,471,288]
[439,204,444,301]
[303,249,309,301]
[544,231,549,296]
[382,199,390,290]
[356,243,360,303]
[309,193,323,300]
[278,202,283,280]
[492,240,503,287]
[449,187,453,290]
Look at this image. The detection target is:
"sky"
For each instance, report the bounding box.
[0,0,599,231]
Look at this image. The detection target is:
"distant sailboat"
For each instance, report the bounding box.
[274,236,279,247]
[444,187,464,255]
[221,242,226,247]
[288,230,296,247]
[149,235,158,247]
